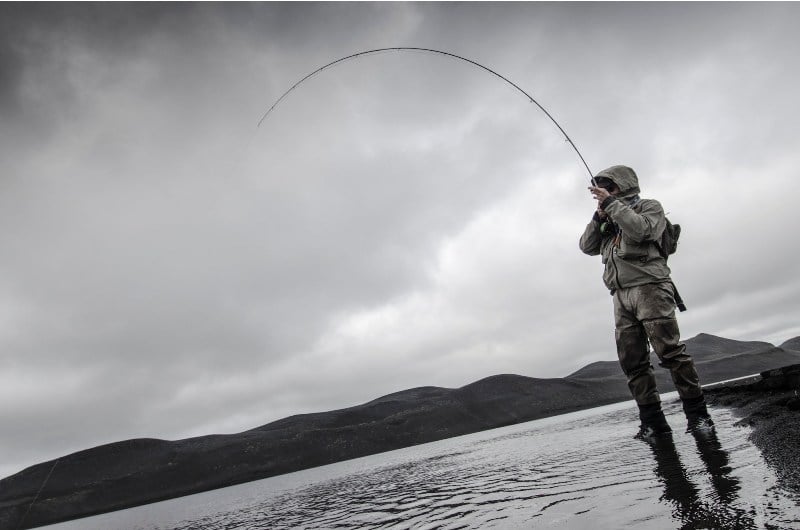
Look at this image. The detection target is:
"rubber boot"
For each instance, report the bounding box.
[635,402,673,442]
[682,395,715,434]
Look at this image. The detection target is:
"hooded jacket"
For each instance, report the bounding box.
[579,165,671,293]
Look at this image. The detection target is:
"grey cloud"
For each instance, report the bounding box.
[2,2,800,479]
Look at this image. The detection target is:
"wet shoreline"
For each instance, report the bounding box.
[704,364,800,494]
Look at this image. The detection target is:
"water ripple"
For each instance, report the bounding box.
[44,402,800,530]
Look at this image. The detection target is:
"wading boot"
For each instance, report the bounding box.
[683,395,715,435]
[634,402,673,442]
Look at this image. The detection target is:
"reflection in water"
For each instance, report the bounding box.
[647,430,756,529]
[692,429,743,506]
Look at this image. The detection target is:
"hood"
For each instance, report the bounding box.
[595,165,640,198]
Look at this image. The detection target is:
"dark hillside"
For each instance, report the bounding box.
[780,336,800,353]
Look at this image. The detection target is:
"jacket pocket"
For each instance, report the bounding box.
[617,234,652,260]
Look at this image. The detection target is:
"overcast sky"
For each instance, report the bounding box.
[2,3,799,479]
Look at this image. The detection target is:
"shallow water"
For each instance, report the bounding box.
[45,397,799,529]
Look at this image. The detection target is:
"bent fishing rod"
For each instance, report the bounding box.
[258,47,595,185]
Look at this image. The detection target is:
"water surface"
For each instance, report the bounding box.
[45,398,799,529]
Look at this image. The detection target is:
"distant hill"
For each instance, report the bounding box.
[781,336,800,353]
[2,333,799,529]
[567,333,799,387]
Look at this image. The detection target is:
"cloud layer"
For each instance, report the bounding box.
[1,3,799,478]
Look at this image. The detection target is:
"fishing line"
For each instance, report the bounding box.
[257,47,595,183]
[15,458,59,530]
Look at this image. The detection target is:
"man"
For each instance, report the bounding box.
[579,165,714,440]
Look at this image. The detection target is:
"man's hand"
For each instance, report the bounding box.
[589,186,612,203]
[589,185,617,215]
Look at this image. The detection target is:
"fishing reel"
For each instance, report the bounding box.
[600,221,619,235]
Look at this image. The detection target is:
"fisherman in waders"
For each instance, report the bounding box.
[579,165,714,440]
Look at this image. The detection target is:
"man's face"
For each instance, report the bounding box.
[595,177,619,195]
